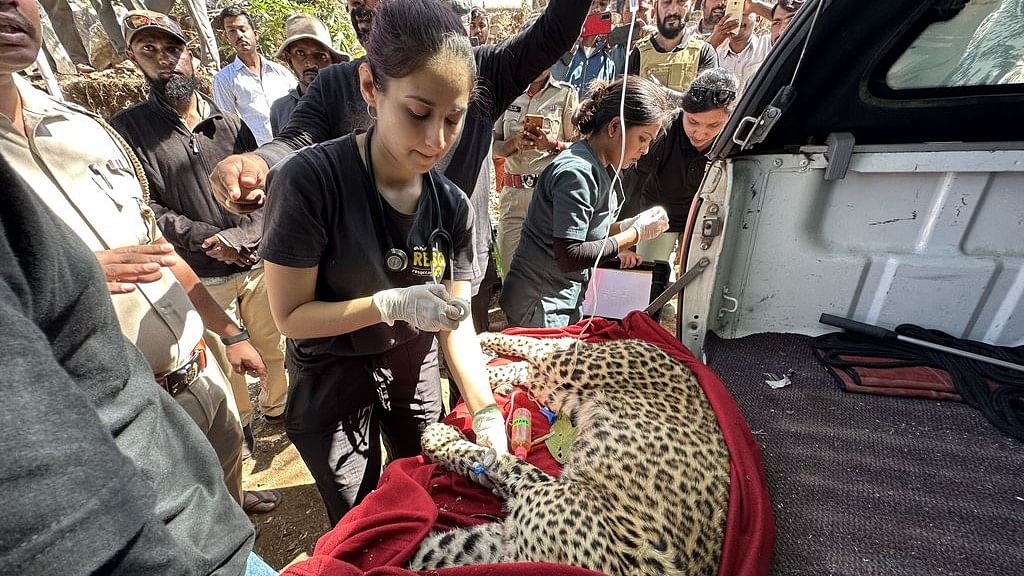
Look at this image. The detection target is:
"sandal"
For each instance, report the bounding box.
[243,489,282,514]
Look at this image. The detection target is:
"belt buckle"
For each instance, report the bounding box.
[160,349,203,396]
[522,174,537,188]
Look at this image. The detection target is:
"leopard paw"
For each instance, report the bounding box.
[488,362,529,394]
[420,422,464,458]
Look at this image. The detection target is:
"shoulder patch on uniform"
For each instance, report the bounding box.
[507,104,522,113]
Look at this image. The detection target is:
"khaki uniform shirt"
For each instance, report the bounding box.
[0,76,203,374]
[495,77,579,181]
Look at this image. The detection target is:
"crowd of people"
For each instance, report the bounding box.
[2,0,806,573]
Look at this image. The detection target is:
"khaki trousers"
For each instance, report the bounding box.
[203,268,288,427]
[174,353,244,505]
[497,185,535,275]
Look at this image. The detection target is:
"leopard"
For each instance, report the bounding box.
[408,333,731,576]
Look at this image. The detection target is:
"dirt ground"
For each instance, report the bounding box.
[242,419,328,570]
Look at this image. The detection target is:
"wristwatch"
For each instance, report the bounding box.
[220,328,250,346]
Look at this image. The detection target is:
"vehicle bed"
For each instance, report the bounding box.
[706,331,1022,576]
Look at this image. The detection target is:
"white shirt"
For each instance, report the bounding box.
[716,33,772,99]
[213,55,295,146]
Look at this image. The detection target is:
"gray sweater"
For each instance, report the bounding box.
[0,159,253,575]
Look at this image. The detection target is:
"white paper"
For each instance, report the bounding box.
[581,267,654,320]
[763,373,792,389]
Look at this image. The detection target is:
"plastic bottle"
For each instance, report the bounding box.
[509,407,532,459]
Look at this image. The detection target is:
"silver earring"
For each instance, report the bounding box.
[366,104,377,120]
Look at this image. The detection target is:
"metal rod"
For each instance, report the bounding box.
[896,335,1024,374]
[819,313,1024,374]
[645,257,710,316]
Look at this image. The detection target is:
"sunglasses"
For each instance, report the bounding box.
[688,86,736,106]
[123,13,178,31]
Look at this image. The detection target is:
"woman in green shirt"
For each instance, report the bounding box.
[501,76,675,327]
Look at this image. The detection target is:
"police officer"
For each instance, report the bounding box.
[0,6,283,518]
[493,64,578,273]
[627,0,718,96]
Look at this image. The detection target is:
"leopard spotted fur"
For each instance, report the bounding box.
[408,334,730,576]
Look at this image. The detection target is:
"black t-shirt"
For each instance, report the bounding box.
[261,133,477,362]
[258,0,590,191]
[621,115,711,232]
[255,0,590,289]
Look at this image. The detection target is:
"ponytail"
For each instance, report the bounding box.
[572,76,674,136]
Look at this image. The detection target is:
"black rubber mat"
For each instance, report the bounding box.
[705,332,1023,576]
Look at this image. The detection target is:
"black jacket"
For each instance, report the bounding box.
[621,115,711,233]
[112,92,260,277]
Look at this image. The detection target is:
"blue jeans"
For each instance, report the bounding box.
[246,552,278,576]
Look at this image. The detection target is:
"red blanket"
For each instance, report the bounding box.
[283,313,774,576]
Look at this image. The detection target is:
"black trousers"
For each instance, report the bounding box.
[284,332,443,525]
[471,255,499,334]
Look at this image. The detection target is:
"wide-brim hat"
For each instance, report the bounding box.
[122,10,187,47]
[446,0,473,16]
[275,14,349,64]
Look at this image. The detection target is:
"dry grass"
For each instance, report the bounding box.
[57,64,213,120]
[488,8,533,45]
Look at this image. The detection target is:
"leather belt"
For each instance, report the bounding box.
[155,340,207,397]
[503,173,538,189]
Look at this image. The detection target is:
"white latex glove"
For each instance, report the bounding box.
[372,284,461,332]
[630,206,670,242]
[472,405,510,455]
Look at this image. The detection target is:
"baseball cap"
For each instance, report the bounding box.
[275,14,350,64]
[122,10,186,47]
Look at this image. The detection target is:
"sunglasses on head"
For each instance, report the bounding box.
[123,13,176,31]
[688,86,736,106]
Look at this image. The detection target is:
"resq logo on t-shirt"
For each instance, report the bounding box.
[410,245,447,280]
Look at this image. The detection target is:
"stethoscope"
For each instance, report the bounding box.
[362,128,471,323]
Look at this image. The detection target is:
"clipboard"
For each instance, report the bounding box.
[581,259,671,320]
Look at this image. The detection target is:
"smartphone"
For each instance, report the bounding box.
[725,0,744,25]
[523,114,544,131]
[581,12,613,37]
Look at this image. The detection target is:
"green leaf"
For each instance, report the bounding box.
[544,412,576,465]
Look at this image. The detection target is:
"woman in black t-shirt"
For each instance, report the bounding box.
[259,0,507,525]
[621,67,739,263]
